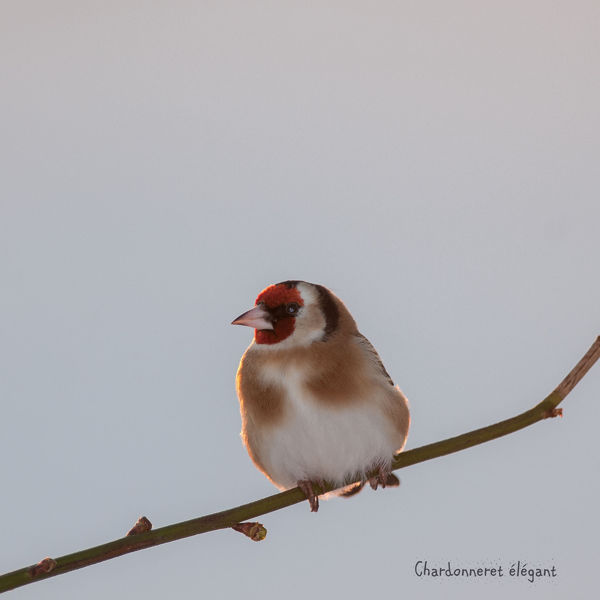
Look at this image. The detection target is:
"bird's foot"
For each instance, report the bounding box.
[297,479,326,512]
[369,466,400,491]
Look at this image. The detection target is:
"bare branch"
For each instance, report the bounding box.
[555,335,600,399]
[1,336,598,594]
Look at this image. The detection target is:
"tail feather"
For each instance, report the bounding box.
[385,473,400,487]
[338,481,366,497]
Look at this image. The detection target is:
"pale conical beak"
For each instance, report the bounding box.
[231,305,274,330]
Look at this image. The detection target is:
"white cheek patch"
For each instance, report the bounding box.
[295,304,326,343]
[288,282,326,346]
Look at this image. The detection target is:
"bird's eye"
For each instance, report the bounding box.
[286,303,299,315]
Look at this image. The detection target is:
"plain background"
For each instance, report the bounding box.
[1,2,599,598]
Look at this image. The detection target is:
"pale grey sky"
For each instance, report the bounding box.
[1,2,599,598]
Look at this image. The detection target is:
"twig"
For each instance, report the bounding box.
[126,516,152,537]
[1,336,598,594]
[231,522,267,541]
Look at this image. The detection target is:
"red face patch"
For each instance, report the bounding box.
[255,283,303,308]
[254,283,304,345]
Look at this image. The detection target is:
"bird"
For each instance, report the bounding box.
[231,280,410,512]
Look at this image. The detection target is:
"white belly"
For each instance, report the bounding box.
[256,367,403,489]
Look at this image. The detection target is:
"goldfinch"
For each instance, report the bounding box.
[232,280,410,512]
